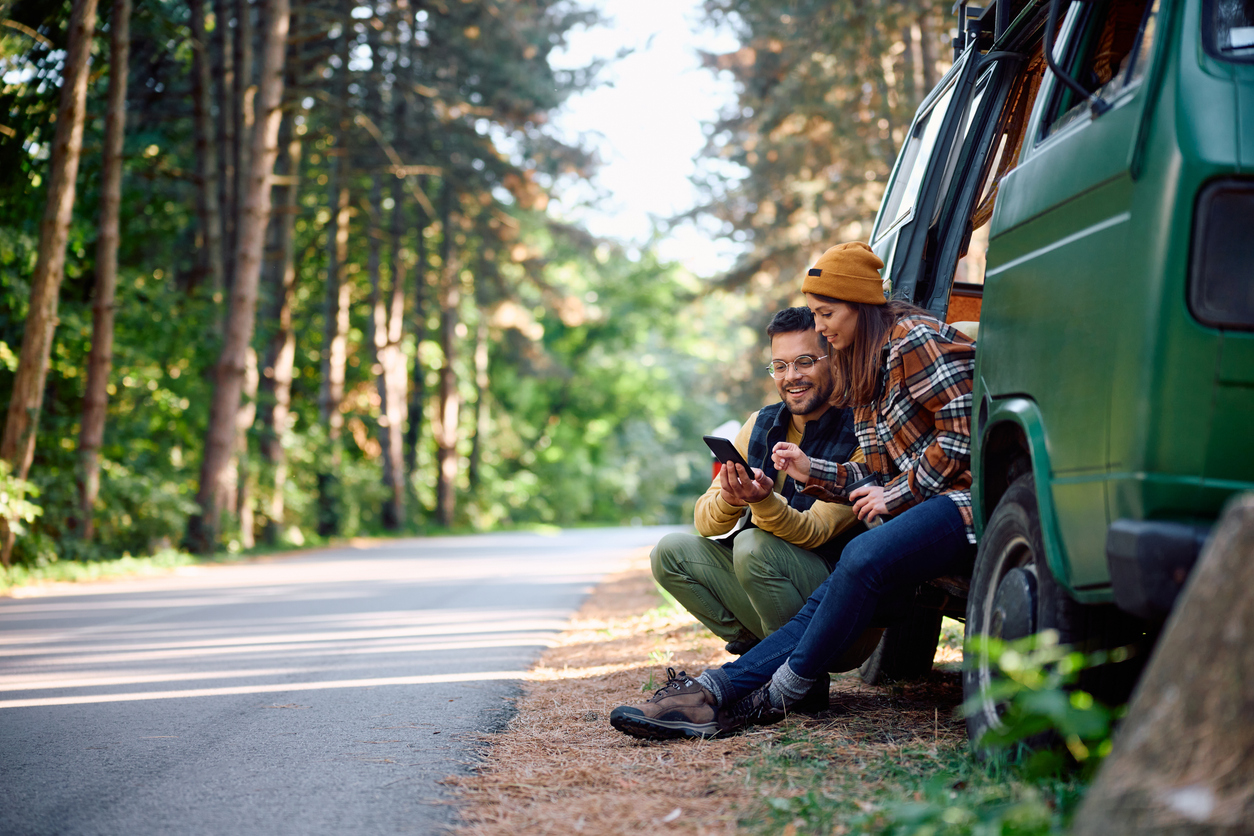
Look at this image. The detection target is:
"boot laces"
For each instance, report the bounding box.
[648,667,694,701]
[725,684,780,725]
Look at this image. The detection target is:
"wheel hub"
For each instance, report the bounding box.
[989,567,1037,641]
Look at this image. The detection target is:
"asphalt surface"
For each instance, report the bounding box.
[0,526,681,836]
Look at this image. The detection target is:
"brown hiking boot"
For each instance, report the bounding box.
[793,672,831,714]
[609,668,720,740]
[716,682,785,735]
[717,673,829,735]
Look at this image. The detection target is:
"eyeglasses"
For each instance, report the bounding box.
[765,354,827,379]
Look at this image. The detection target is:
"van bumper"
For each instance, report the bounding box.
[1105,520,1210,620]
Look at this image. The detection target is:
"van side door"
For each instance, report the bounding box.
[979,0,1164,590]
[869,46,982,302]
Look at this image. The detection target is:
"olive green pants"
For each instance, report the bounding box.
[650,528,834,642]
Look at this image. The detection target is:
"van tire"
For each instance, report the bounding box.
[859,605,944,685]
[963,474,1081,749]
[963,474,1146,751]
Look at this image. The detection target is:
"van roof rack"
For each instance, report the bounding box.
[952,0,1021,58]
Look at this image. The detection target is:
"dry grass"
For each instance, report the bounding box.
[447,548,969,835]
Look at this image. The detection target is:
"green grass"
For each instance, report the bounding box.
[737,725,1088,835]
[0,548,200,593]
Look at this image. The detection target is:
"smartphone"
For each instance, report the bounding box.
[702,435,751,470]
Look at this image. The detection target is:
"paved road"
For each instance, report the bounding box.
[0,526,680,836]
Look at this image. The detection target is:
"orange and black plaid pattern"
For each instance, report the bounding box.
[801,316,977,542]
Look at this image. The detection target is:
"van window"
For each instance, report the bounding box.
[971,50,1049,229]
[1043,0,1160,138]
[875,82,958,241]
[932,78,992,228]
[1209,0,1254,57]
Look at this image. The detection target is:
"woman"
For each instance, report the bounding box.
[609,241,978,740]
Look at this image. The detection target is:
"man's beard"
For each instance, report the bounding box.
[781,380,834,416]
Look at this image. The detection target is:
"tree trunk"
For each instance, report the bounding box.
[375,25,409,531]
[379,172,409,530]
[468,309,488,490]
[76,0,130,543]
[433,182,459,528]
[188,0,224,295]
[918,10,938,93]
[258,105,300,546]
[366,183,408,531]
[404,176,428,480]
[316,20,352,537]
[188,0,289,553]
[235,347,258,548]
[234,0,253,283]
[0,0,100,566]
[214,0,237,295]
[1071,493,1254,835]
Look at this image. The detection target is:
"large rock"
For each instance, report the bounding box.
[1072,494,1254,834]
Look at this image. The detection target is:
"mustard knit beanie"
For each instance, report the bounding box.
[801,241,886,305]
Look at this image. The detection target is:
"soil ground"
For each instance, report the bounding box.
[447,547,969,835]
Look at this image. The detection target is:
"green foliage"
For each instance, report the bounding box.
[736,630,1132,836]
[0,459,42,537]
[962,631,1121,775]
[696,0,954,294]
[0,0,757,572]
[0,547,197,594]
[744,725,1089,836]
[851,774,1070,836]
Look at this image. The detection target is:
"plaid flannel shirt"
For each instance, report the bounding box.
[800,315,977,543]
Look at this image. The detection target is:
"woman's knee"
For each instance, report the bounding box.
[832,534,888,587]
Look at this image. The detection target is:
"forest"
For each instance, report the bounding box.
[0,0,955,569]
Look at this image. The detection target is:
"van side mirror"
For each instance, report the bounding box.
[1044,0,1111,116]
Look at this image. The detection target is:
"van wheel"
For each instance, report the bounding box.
[963,474,1081,748]
[860,605,944,685]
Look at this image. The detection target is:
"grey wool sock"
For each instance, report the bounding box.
[770,661,816,707]
[695,672,725,707]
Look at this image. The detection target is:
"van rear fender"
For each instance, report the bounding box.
[974,394,1092,600]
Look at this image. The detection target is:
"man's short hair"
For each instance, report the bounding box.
[766,306,816,339]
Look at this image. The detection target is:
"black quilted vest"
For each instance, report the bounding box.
[718,403,859,560]
[743,402,858,506]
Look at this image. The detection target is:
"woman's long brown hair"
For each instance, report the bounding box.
[811,294,933,408]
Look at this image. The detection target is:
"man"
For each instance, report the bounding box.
[652,307,863,658]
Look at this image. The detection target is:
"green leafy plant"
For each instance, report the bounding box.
[853,774,1062,836]
[0,459,42,538]
[963,630,1122,775]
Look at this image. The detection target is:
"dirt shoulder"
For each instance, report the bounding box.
[448,548,968,835]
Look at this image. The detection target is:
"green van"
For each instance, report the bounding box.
[860,0,1254,742]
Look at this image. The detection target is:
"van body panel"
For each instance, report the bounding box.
[992,92,1148,236]
[1240,78,1254,170]
[973,395,1113,603]
[1103,7,1220,546]
[1204,331,1254,491]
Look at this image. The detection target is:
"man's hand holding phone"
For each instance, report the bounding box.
[718,461,773,506]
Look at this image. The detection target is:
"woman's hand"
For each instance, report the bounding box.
[770,442,811,483]
[850,485,888,523]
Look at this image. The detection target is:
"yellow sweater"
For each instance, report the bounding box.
[694,410,863,550]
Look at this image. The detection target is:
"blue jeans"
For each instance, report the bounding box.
[705,495,974,703]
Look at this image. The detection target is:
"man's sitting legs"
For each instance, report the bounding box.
[651,529,834,654]
[651,532,763,650]
[730,528,833,637]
